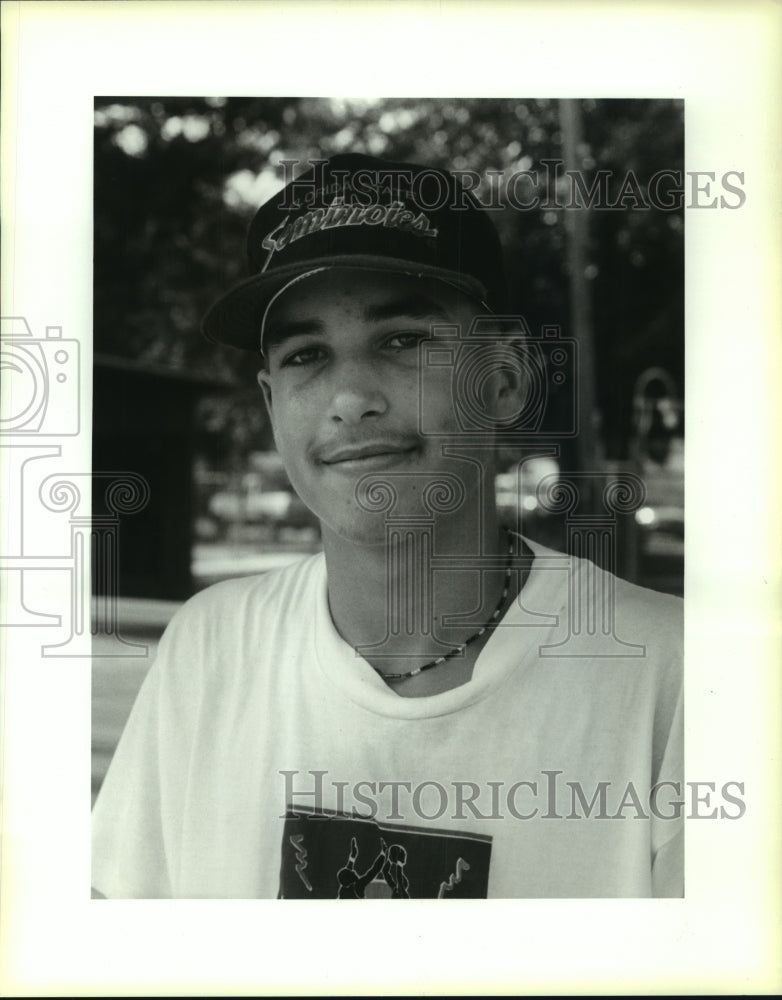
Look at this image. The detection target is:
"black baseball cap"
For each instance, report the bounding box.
[202,152,508,353]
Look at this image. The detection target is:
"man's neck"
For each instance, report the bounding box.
[322,510,518,696]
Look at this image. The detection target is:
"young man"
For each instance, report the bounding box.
[91,153,683,899]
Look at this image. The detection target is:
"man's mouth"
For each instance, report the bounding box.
[318,441,419,469]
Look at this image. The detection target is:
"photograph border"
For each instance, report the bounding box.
[1,0,780,995]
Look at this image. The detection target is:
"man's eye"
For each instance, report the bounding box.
[280,345,326,368]
[383,331,427,351]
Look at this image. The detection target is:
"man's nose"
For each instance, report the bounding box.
[327,362,388,424]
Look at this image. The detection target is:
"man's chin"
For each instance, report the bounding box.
[322,518,389,550]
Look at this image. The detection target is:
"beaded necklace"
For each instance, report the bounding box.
[374,533,515,682]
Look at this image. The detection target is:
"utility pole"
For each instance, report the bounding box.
[559,99,601,513]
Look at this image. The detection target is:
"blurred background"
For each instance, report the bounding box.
[92,97,684,801]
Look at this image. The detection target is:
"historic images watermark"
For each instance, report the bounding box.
[276,157,746,213]
[348,303,648,664]
[0,316,149,656]
[280,769,746,823]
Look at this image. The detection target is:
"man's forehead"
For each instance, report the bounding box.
[276,270,468,316]
[263,269,479,340]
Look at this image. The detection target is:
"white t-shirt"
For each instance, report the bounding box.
[92,538,683,899]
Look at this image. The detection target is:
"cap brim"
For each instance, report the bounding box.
[201,255,489,352]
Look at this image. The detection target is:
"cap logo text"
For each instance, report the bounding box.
[260,196,438,271]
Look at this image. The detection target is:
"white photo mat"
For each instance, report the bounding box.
[1,0,780,994]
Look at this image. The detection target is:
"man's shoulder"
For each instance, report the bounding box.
[611,573,683,658]
[525,535,682,641]
[612,572,682,619]
[168,551,326,630]
[598,555,683,627]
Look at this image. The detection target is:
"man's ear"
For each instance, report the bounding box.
[256,368,274,419]
[490,343,529,422]
[257,369,274,422]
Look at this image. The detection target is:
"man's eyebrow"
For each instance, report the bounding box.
[264,318,325,350]
[362,294,453,323]
[265,294,453,350]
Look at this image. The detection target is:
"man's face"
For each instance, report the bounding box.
[258,269,519,546]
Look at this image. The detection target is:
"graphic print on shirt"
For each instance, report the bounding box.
[278,806,492,899]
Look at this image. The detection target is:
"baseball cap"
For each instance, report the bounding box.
[201,152,508,352]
